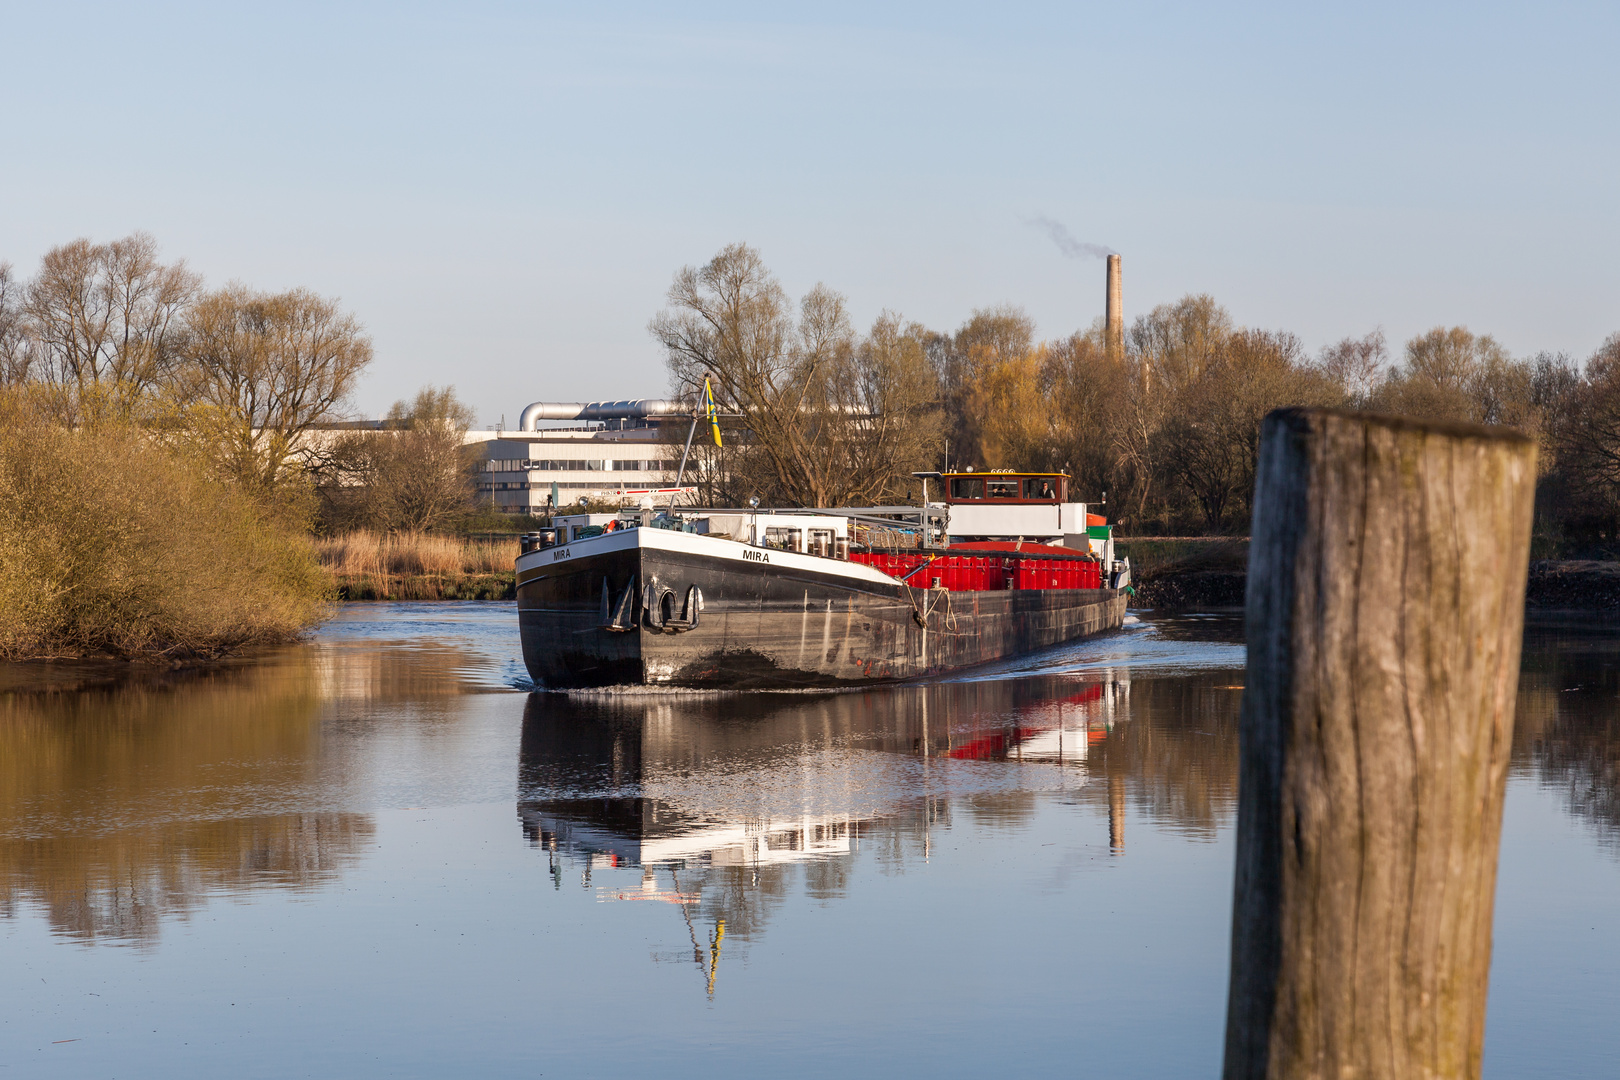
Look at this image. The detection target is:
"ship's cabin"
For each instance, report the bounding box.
[943,471,1068,505]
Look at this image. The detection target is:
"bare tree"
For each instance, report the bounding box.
[1095,296,1236,525]
[1369,325,1555,464]
[376,387,477,530]
[1402,325,1503,391]
[1113,344,1164,527]
[318,387,476,532]
[1044,332,1128,501]
[1555,334,1620,497]
[0,262,30,385]
[1375,326,1511,422]
[651,244,938,507]
[177,284,373,492]
[22,233,199,421]
[1128,293,1232,396]
[935,304,1035,470]
[840,311,942,500]
[978,347,1053,471]
[1316,329,1387,405]
[1159,328,1338,531]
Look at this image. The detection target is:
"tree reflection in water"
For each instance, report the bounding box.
[1515,623,1620,855]
[0,655,376,945]
[0,636,494,946]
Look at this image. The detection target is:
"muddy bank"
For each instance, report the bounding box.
[1132,560,1620,613]
[1132,569,1247,610]
[1524,561,1620,612]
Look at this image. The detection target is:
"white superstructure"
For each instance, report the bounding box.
[472,426,685,513]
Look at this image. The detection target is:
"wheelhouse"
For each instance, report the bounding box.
[944,472,1068,505]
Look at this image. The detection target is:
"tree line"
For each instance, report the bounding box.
[655,243,1620,547]
[0,232,483,659]
[8,231,1619,550]
[0,232,479,533]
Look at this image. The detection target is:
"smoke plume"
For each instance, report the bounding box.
[1028,215,1116,260]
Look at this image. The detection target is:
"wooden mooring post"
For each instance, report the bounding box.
[1223,409,1537,1080]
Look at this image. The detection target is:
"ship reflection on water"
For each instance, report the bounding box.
[517,676,1150,993]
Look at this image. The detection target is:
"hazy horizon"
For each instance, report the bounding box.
[4,1,1615,425]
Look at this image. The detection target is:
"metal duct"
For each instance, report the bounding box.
[517,398,685,431]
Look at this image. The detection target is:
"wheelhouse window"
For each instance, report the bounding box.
[987,479,1020,499]
[950,477,984,500]
[1023,477,1058,500]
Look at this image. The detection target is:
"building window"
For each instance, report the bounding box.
[487,455,673,474]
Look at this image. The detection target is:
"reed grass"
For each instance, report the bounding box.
[314,531,518,600]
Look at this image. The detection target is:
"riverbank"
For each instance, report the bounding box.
[1524,561,1620,611]
[310,531,1620,611]
[1130,558,1620,612]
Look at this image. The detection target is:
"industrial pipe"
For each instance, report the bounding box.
[517,398,685,431]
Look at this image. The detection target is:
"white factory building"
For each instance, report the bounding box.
[467,399,693,513]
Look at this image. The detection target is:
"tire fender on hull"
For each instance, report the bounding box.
[642,580,669,629]
[643,578,702,632]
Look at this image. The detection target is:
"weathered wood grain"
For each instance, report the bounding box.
[1223,408,1537,1080]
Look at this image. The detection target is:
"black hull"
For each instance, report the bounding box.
[516,532,1126,689]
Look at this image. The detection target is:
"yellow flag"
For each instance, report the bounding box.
[704,378,722,447]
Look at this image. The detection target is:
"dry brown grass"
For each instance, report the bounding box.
[314,531,518,600]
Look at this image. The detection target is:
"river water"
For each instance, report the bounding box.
[1,604,1617,1078]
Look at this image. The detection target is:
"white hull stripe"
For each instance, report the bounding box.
[515,526,903,588]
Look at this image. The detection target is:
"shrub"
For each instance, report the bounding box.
[0,398,330,659]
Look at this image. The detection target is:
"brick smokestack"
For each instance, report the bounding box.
[1105,254,1123,356]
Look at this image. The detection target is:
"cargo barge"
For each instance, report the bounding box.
[515,471,1130,689]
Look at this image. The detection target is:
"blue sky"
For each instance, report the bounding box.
[3,1,1616,424]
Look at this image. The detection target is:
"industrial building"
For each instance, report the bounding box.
[468,399,691,513]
